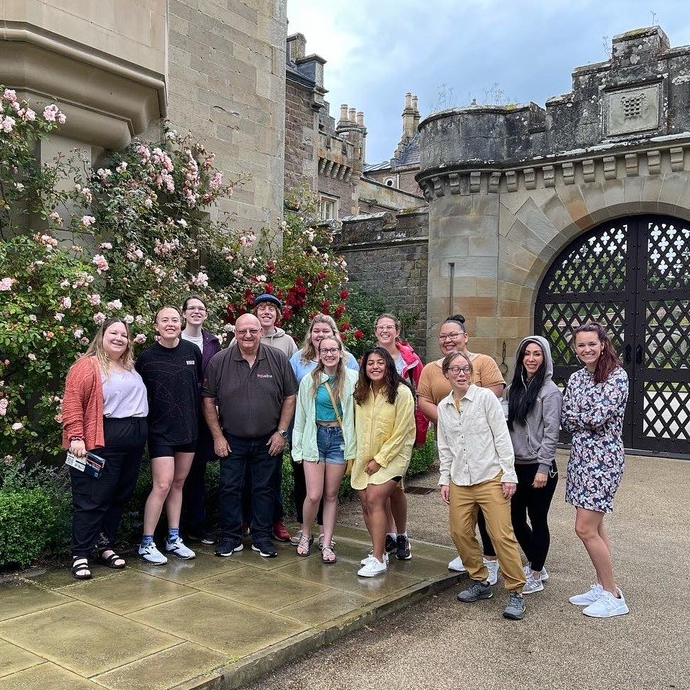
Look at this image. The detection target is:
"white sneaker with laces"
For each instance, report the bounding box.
[522,573,544,594]
[360,552,389,566]
[484,558,499,585]
[165,537,196,560]
[582,589,629,618]
[523,563,549,581]
[357,556,387,578]
[448,556,467,573]
[138,541,168,565]
[569,583,604,606]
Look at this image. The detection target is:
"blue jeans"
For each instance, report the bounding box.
[316,425,345,464]
[219,433,280,543]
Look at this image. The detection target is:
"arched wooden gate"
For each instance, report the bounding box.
[535,215,690,457]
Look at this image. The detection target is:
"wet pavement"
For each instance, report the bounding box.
[0,524,458,689]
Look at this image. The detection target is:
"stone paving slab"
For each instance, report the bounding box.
[0,527,458,690]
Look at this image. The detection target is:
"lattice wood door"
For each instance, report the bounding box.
[535,215,690,457]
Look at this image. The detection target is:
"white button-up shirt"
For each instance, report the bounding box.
[437,384,517,487]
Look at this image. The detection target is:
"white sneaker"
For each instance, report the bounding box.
[522,573,544,594]
[448,556,467,573]
[360,552,389,566]
[582,589,629,618]
[569,583,604,606]
[357,556,387,578]
[484,558,499,585]
[165,537,196,560]
[523,563,549,581]
[138,541,168,565]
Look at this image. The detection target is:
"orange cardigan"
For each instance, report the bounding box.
[61,356,105,450]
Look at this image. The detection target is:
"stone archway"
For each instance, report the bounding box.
[535,214,690,457]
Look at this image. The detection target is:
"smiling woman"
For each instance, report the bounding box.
[62,317,149,580]
[351,347,415,578]
[135,306,203,565]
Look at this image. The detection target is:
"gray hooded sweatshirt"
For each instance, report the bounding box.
[508,335,562,475]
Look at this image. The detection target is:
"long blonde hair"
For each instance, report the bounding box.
[310,335,347,402]
[300,314,340,363]
[83,317,134,377]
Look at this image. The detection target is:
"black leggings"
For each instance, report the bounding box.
[510,462,559,572]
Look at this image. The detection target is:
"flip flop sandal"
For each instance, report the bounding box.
[321,545,337,564]
[98,549,126,569]
[296,534,312,557]
[71,557,92,580]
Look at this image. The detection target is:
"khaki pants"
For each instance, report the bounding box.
[449,475,526,592]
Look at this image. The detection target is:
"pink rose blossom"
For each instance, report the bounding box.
[54,312,64,322]
[43,104,59,122]
[106,299,122,310]
[28,353,36,361]
[134,333,147,344]
[11,422,23,431]
[0,277,14,291]
[0,399,8,416]
[1,116,15,133]
[93,312,106,325]
[88,294,101,306]
[209,171,223,190]
[92,255,109,274]
[81,215,96,227]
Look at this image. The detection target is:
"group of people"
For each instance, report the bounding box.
[434,319,628,621]
[62,297,630,621]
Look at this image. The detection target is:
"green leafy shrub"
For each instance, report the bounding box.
[0,487,60,568]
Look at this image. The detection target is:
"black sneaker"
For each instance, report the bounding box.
[201,532,217,545]
[396,534,412,560]
[215,539,243,557]
[385,535,397,553]
[251,540,278,558]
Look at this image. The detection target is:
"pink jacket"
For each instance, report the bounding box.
[61,357,105,450]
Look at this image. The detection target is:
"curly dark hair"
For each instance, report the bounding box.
[354,346,410,405]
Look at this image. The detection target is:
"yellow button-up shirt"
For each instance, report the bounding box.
[437,384,517,487]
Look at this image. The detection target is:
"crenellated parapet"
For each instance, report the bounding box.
[317,104,366,183]
[417,27,690,195]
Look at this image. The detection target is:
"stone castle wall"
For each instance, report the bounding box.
[416,27,690,374]
[335,211,429,359]
[167,0,287,231]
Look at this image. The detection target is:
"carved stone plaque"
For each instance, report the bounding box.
[605,83,660,136]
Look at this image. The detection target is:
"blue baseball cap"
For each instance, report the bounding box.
[254,293,282,310]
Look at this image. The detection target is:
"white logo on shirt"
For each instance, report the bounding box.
[186,360,196,365]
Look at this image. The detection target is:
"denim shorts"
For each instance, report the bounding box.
[316,425,345,465]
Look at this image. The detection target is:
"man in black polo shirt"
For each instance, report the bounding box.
[202,313,298,558]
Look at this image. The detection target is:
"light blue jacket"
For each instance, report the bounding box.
[291,368,358,463]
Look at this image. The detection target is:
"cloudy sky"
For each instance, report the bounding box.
[286,0,690,164]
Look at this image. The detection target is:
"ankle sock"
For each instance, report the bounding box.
[141,535,154,547]
[168,528,180,542]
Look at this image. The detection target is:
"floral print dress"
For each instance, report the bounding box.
[561,366,629,514]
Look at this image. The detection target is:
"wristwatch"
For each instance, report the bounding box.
[277,429,288,439]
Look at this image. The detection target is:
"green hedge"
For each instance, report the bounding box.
[0,487,70,568]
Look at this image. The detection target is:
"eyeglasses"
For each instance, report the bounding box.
[185,307,206,314]
[236,328,260,336]
[448,366,471,375]
[320,348,341,355]
[438,332,464,340]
